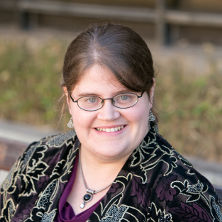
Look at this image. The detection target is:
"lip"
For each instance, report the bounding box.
[94,124,127,134]
[94,124,126,129]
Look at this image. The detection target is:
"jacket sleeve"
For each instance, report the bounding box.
[149,134,222,222]
[170,175,222,221]
[151,157,222,221]
[0,141,40,221]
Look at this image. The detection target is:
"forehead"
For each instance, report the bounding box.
[72,64,128,95]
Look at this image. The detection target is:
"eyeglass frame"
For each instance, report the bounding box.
[69,91,144,111]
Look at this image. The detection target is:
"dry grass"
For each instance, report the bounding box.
[156,63,222,162]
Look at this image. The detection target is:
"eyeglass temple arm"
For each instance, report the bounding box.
[69,94,78,102]
[138,91,144,98]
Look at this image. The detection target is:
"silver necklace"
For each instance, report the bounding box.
[79,159,112,209]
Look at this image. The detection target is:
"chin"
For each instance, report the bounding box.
[95,144,132,161]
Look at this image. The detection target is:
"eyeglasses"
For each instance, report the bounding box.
[70,92,144,111]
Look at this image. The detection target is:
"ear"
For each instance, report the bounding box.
[149,78,155,106]
[63,86,72,114]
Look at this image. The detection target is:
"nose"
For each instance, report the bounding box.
[97,100,120,120]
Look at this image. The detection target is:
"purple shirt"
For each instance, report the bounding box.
[56,155,101,222]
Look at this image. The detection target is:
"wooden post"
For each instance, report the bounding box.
[19,11,31,30]
[156,0,169,45]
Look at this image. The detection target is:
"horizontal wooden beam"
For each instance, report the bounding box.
[17,0,156,22]
[0,0,17,9]
[1,0,220,28]
[1,0,222,45]
[0,137,27,171]
[166,10,222,27]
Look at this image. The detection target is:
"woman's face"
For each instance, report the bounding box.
[66,64,153,163]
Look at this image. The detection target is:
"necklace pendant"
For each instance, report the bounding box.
[86,189,95,194]
[80,192,94,209]
[84,193,93,202]
[80,202,85,209]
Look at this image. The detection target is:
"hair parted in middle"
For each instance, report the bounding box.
[62,23,155,98]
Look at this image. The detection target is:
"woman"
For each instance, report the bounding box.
[0,23,221,222]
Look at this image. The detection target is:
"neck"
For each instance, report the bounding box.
[81,148,128,167]
[79,147,127,191]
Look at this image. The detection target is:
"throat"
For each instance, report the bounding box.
[79,157,112,209]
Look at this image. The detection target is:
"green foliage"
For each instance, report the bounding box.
[0,38,221,162]
[156,62,222,162]
[0,38,67,127]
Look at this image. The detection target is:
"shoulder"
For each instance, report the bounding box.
[148,134,222,221]
[21,130,77,159]
[152,133,217,197]
[27,129,77,149]
[0,130,78,220]
[1,130,78,190]
[1,130,77,195]
[15,130,78,175]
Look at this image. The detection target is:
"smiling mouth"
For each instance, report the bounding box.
[95,125,126,132]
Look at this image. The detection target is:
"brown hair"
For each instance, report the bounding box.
[62,23,154,97]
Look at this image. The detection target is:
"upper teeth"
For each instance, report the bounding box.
[96,126,124,132]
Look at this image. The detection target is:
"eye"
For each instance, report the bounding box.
[115,93,134,104]
[84,96,98,104]
[120,95,130,101]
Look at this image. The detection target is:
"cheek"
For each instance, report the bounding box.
[127,102,151,133]
[132,100,151,120]
[125,105,150,126]
[70,107,94,132]
[69,106,82,129]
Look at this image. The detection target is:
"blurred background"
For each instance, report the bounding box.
[0,0,222,191]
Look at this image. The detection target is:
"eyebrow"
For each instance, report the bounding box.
[77,89,132,97]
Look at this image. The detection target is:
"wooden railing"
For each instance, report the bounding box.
[1,0,222,45]
[0,137,28,171]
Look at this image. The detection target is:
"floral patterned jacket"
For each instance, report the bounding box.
[0,122,222,222]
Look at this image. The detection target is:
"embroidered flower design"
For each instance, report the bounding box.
[171,180,208,202]
[41,210,57,222]
[148,202,173,222]
[210,196,222,221]
[20,148,49,196]
[187,181,204,193]
[47,130,75,147]
[100,205,128,222]
[0,199,16,222]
